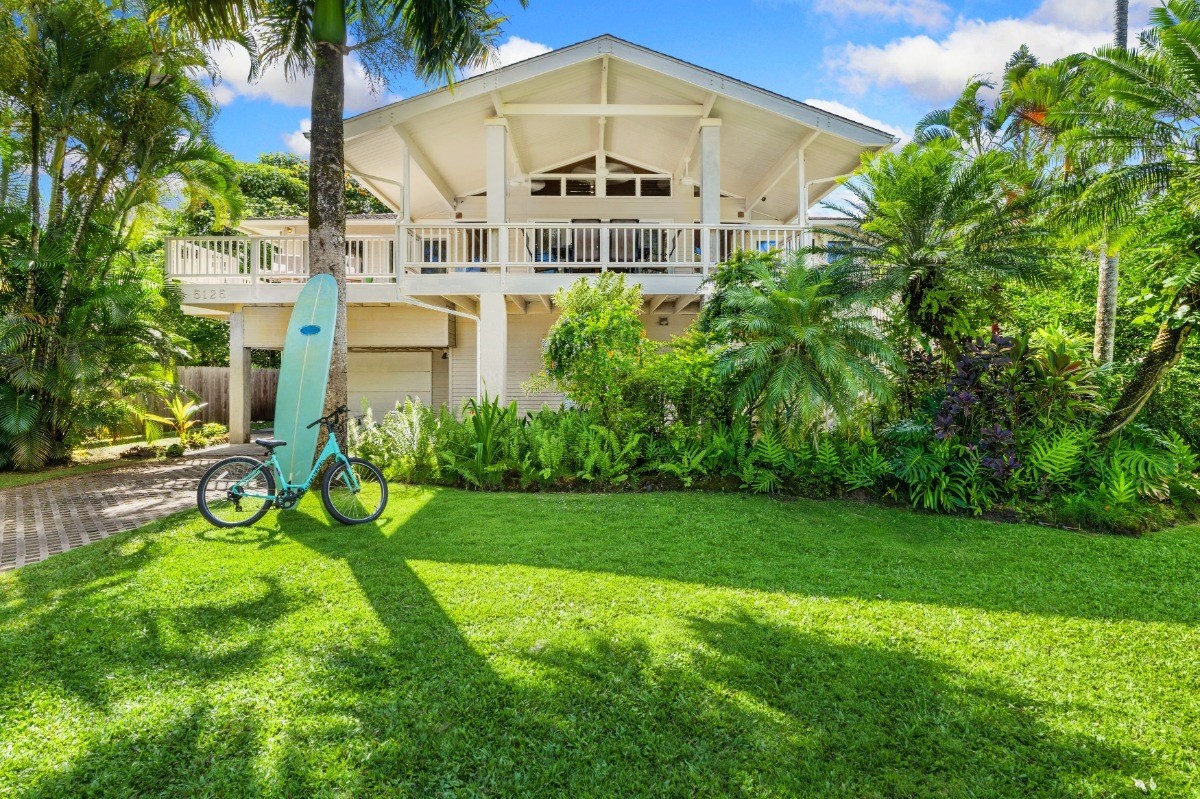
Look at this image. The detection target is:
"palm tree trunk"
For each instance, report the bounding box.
[1094,6,1128,366]
[47,129,129,336]
[1094,242,1118,364]
[48,131,68,225]
[26,106,40,308]
[1097,316,1193,441]
[309,0,349,447]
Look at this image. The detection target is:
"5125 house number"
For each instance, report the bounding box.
[187,287,228,301]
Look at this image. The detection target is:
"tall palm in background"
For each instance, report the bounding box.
[819,142,1057,358]
[1055,0,1200,438]
[1093,0,1131,365]
[0,1,241,468]
[914,45,1041,164]
[162,0,523,444]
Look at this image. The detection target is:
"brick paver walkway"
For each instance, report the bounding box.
[0,444,258,572]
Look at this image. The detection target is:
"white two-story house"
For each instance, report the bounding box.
[167,35,896,443]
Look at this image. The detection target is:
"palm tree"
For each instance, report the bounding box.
[1091,0,1133,366]
[0,1,240,468]
[712,255,900,434]
[819,141,1057,358]
[1054,0,1200,439]
[914,46,1041,163]
[162,0,522,443]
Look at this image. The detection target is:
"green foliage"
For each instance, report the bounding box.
[823,140,1059,355]
[708,253,901,434]
[0,0,238,469]
[541,273,652,428]
[142,395,207,440]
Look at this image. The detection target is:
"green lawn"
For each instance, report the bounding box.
[2,489,1198,798]
[0,458,128,490]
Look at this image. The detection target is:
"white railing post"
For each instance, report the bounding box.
[700,226,713,276]
[599,224,610,271]
[250,237,260,284]
[400,225,410,287]
[498,224,508,286]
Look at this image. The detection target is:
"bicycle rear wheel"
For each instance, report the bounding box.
[197,456,275,528]
[321,458,387,525]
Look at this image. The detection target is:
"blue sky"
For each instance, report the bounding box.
[209,0,1158,162]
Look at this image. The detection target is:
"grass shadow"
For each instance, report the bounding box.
[378,488,1200,624]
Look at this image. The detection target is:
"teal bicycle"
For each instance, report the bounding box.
[196,406,387,527]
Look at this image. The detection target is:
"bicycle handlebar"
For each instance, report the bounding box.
[306,405,350,429]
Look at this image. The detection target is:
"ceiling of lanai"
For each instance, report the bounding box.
[340,35,897,223]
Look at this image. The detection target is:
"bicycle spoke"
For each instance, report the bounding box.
[202,461,271,525]
[328,464,384,521]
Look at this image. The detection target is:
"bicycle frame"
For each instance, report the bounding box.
[234,434,358,501]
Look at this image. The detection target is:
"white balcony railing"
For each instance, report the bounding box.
[166,224,812,286]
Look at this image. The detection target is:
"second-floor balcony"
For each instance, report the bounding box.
[166,223,812,302]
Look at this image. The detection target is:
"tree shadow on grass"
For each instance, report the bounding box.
[276,514,1149,798]
[0,493,1166,797]
[507,610,1146,798]
[0,524,295,711]
[20,701,264,799]
[378,488,1200,624]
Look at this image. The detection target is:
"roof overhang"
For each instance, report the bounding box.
[342,35,897,221]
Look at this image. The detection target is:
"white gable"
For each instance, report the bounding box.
[342,35,896,221]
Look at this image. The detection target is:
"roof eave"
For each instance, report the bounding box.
[343,34,895,147]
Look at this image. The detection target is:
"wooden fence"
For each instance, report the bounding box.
[176,366,279,424]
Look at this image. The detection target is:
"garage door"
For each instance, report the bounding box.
[348,352,432,417]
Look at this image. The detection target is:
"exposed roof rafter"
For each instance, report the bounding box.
[344,36,896,147]
[744,129,821,216]
[392,124,457,211]
[675,93,718,179]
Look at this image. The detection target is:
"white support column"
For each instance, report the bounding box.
[797,146,811,249]
[401,143,411,224]
[228,309,251,444]
[486,118,508,271]
[477,293,508,402]
[699,119,721,267]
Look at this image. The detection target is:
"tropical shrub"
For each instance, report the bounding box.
[539,273,651,431]
[709,254,901,435]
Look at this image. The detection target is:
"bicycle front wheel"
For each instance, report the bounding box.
[197,456,275,528]
[321,458,388,525]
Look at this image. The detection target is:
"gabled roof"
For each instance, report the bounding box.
[342,35,895,221]
[345,35,895,146]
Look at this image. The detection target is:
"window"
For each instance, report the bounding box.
[528,157,672,198]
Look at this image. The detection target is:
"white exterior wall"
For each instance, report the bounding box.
[239,299,700,419]
[449,317,477,412]
[349,352,432,416]
[642,311,694,344]
[508,313,562,414]
[243,305,449,349]
[431,350,449,408]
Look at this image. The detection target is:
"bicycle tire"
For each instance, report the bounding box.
[197,456,276,528]
[321,457,388,525]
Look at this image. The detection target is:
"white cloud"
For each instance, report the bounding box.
[833,18,1110,102]
[465,36,552,77]
[828,0,1158,104]
[813,0,950,30]
[803,98,909,143]
[207,45,389,112]
[284,119,311,156]
[1031,0,1155,31]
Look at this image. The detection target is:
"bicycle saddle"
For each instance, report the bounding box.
[254,438,287,450]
